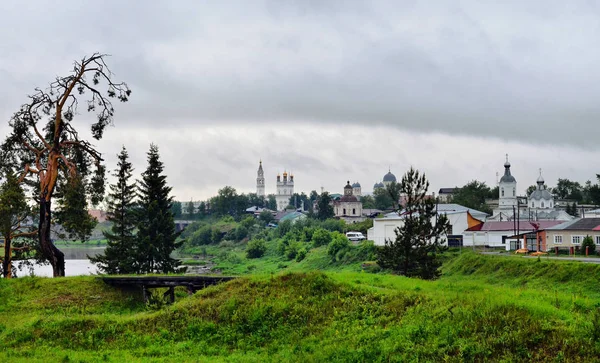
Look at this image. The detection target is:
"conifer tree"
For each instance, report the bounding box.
[136,144,182,274]
[89,147,137,274]
[0,172,35,278]
[377,167,450,280]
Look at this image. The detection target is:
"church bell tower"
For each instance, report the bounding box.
[256,160,265,197]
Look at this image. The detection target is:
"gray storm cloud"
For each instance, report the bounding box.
[1,1,600,147]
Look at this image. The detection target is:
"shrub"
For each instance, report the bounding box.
[276,220,293,237]
[240,216,256,229]
[189,226,212,246]
[321,219,345,232]
[285,241,302,260]
[301,227,316,242]
[296,248,307,262]
[235,226,248,241]
[327,233,350,261]
[581,236,596,255]
[312,228,332,247]
[246,239,267,259]
[211,228,222,243]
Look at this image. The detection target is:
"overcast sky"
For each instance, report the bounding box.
[2,1,600,201]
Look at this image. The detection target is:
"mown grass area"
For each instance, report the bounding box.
[2,252,600,361]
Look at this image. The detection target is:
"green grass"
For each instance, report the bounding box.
[53,239,108,247]
[2,252,600,361]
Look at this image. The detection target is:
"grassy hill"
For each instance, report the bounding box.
[2,252,600,362]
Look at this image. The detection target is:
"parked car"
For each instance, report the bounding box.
[345,231,366,242]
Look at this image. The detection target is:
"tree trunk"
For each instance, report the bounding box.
[39,199,65,277]
[2,235,11,278]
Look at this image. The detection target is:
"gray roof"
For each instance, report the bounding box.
[352,182,361,188]
[438,188,456,194]
[529,189,553,201]
[383,171,397,182]
[382,203,488,219]
[500,160,516,183]
[546,217,600,231]
[435,203,488,217]
[500,170,516,183]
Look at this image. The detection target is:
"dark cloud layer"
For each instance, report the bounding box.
[2,1,600,200]
[2,1,600,146]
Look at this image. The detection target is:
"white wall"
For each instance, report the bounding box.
[369,211,475,246]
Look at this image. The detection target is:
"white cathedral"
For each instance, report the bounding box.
[490,155,571,221]
[256,161,295,211]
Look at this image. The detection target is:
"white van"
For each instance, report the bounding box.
[345,231,366,242]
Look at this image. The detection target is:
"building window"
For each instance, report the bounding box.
[541,202,545,208]
[501,188,504,197]
[572,236,582,244]
[343,208,346,215]
[531,202,534,208]
[513,189,515,196]
[550,202,553,207]
[554,235,562,244]
[352,208,356,215]
[596,236,600,245]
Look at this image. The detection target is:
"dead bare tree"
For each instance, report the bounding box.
[1,53,131,277]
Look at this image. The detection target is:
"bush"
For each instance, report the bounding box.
[235,226,248,241]
[276,220,293,237]
[189,226,212,246]
[285,241,302,260]
[246,239,267,259]
[312,228,332,247]
[240,216,256,230]
[211,228,222,243]
[581,236,596,255]
[301,227,315,242]
[296,248,307,262]
[327,233,350,262]
[321,219,345,232]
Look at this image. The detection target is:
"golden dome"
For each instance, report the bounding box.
[283,171,288,176]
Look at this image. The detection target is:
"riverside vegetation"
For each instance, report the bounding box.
[2,248,600,361]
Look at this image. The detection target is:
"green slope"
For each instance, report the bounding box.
[2,253,600,362]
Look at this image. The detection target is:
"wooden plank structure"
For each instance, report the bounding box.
[101,276,236,304]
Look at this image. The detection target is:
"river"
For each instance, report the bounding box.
[12,247,205,277]
[14,247,103,277]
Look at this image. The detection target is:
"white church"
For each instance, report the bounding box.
[490,155,571,221]
[255,161,295,211]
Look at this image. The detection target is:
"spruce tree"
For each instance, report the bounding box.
[136,144,182,274]
[377,167,450,280]
[89,147,137,274]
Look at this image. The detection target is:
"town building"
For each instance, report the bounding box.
[367,203,488,246]
[334,181,364,223]
[463,220,565,250]
[275,171,294,211]
[492,155,518,218]
[529,169,553,210]
[352,182,362,198]
[382,169,397,187]
[437,188,456,202]
[256,160,265,197]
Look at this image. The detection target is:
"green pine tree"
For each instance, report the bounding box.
[0,171,33,278]
[89,147,138,274]
[136,144,183,274]
[316,192,335,220]
[377,167,450,280]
